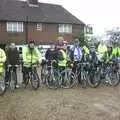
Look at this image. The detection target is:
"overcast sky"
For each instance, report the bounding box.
[21,0,120,35]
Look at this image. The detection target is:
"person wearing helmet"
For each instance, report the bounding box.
[22,40,42,84]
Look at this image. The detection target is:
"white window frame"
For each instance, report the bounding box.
[36,23,42,31]
[7,22,23,32]
[58,24,72,33]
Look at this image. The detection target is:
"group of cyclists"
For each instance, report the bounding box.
[0,35,120,91]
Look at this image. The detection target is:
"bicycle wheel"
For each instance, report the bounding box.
[46,70,62,89]
[24,74,29,88]
[9,71,17,90]
[61,69,76,88]
[88,70,101,88]
[30,70,40,90]
[41,66,48,87]
[0,73,6,96]
[81,71,87,88]
[108,71,120,87]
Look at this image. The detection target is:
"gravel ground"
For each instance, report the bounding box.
[0,86,120,120]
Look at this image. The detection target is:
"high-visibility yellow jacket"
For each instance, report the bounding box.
[58,49,67,67]
[98,44,107,54]
[22,47,42,67]
[0,48,6,73]
[112,47,120,57]
[83,46,89,55]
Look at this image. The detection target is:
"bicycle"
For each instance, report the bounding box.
[96,61,119,87]
[107,59,120,87]
[73,62,89,88]
[60,63,76,89]
[24,63,40,90]
[87,62,101,88]
[45,60,62,89]
[6,64,18,91]
[0,65,6,95]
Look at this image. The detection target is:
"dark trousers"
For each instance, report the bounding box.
[22,67,32,82]
[5,66,17,84]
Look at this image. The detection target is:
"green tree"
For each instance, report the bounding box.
[77,32,88,47]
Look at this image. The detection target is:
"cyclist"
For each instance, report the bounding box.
[45,44,56,61]
[70,38,83,84]
[0,48,6,74]
[87,45,99,72]
[5,43,20,88]
[56,40,68,71]
[22,40,42,84]
[71,38,83,62]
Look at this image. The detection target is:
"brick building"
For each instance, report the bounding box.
[0,0,85,48]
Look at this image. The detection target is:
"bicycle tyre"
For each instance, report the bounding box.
[46,70,62,89]
[81,71,87,88]
[30,70,40,90]
[61,69,76,88]
[88,70,101,88]
[108,71,120,87]
[0,74,6,96]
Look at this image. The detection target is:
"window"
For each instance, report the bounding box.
[36,23,42,31]
[58,24,72,33]
[7,22,23,32]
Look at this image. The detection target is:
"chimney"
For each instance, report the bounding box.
[27,0,39,7]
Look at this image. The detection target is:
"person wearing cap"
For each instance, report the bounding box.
[22,40,42,84]
[5,43,20,88]
[0,48,6,74]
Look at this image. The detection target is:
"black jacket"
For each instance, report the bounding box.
[45,49,57,61]
[6,48,20,65]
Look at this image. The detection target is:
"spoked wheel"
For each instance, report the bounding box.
[30,71,40,90]
[0,73,6,96]
[88,71,101,88]
[81,71,87,88]
[46,71,62,89]
[108,71,120,87]
[24,74,29,88]
[61,70,76,88]
[9,71,17,90]
[41,65,48,87]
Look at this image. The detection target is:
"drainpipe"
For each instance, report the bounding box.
[25,16,28,44]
